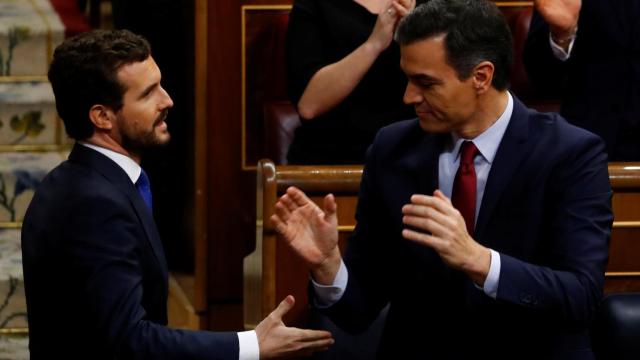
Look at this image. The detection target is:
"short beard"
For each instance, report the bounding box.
[118,110,170,156]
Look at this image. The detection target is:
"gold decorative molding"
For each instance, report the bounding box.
[338,225,355,233]
[0,144,65,152]
[0,328,28,335]
[613,221,640,228]
[0,222,22,229]
[605,272,640,277]
[0,76,49,83]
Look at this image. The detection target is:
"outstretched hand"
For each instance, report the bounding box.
[256,295,334,359]
[271,187,341,285]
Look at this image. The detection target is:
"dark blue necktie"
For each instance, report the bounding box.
[135,169,153,211]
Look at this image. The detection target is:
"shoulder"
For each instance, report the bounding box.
[524,105,605,155]
[372,118,424,149]
[37,159,131,213]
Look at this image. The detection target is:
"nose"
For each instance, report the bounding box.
[403,81,422,105]
[160,85,174,108]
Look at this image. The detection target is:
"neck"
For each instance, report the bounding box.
[456,89,509,139]
[84,132,141,164]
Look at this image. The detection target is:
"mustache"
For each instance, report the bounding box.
[154,109,169,125]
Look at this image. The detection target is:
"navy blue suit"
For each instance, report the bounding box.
[320,97,613,359]
[22,144,238,359]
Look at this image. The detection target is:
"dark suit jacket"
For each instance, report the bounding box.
[319,97,613,359]
[524,0,640,160]
[22,144,238,359]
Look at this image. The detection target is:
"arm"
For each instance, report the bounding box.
[534,0,580,52]
[272,140,394,331]
[496,135,611,327]
[69,194,332,359]
[523,0,580,93]
[286,0,414,120]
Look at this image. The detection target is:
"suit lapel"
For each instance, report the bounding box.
[68,144,168,276]
[415,133,445,196]
[474,97,531,240]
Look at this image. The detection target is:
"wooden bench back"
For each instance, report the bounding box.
[245,160,640,329]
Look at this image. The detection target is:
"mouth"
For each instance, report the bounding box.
[154,110,169,126]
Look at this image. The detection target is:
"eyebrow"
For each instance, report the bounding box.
[409,73,442,84]
[137,82,159,100]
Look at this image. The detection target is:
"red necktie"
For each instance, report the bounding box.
[452,141,479,236]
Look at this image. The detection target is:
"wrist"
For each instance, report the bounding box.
[464,243,491,286]
[311,249,342,285]
[364,38,385,56]
[551,24,577,47]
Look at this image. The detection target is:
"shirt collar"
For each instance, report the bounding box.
[450,92,513,164]
[79,142,142,184]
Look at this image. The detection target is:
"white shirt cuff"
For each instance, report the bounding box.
[311,259,348,308]
[482,249,501,299]
[237,330,259,360]
[549,31,576,61]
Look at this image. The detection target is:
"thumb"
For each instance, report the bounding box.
[433,189,452,205]
[271,295,295,320]
[323,193,337,221]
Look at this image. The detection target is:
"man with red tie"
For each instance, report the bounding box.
[272,0,612,358]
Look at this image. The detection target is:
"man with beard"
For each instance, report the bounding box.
[21,30,333,360]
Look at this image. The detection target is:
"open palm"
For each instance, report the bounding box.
[272,187,339,269]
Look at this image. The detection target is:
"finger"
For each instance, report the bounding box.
[274,201,291,222]
[433,189,452,206]
[411,193,456,217]
[292,328,334,341]
[287,186,315,209]
[403,214,448,237]
[323,193,337,220]
[296,337,335,351]
[270,295,295,320]
[270,214,285,234]
[280,193,298,213]
[402,228,444,249]
[392,1,410,17]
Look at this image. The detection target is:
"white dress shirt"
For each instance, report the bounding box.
[549,29,577,61]
[314,93,514,305]
[79,142,260,360]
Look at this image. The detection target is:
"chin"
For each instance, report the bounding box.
[418,118,450,134]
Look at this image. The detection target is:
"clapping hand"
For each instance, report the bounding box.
[534,0,581,41]
[271,187,342,285]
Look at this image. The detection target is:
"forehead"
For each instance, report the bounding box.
[400,35,455,77]
[116,56,160,91]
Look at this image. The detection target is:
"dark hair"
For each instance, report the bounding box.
[48,29,151,140]
[395,0,512,90]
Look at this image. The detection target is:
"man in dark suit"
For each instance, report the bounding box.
[524,0,640,160]
[21,30,333,359]
[272,0,612,358]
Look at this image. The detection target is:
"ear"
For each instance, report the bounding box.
[471,61,494,94]
[88,104,115,130]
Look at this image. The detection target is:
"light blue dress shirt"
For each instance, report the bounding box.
[314,92,514,305]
